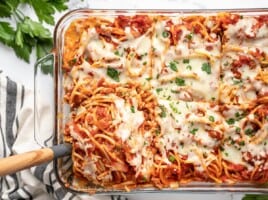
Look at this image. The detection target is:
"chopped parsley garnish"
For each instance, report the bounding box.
[156,88,163,93]
[235,112,245,120]
[209,116,215,122]
[155,130,160,136]
[143,61,147,65]
[114,50,120,56]
[175,78,185,86]
[224,152,229,157]
[142,176,147,182]
[159,105,167,118]
[162,31,170,38]
[239,141,245,146]
[226,118,235,125]
[145,77,152,81]
[168,61,178,72]
[223,61,229,66]
[140,52,148,59]
[219,146,225,151]
[186,32,193,40]
[211,97,216,101]
[186,65,192,70]
[240,15,243,19]
[201,62,211,74]
[168,155,176,162]
[68,58,77,66]
[245,128,253,136]
[156,73,160,79]
[235,112,240,118]
[171,89,180,93]
[233,78,243,85]
[169,102,181,114]
[235,127,241,133]
[183,59,190,64]
[107,67,120,82]
[130,106,135,113]
[190,128,198,135]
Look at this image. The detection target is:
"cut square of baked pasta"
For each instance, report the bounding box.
[219,46,268,105]
[63,15,155,84]
[151,15,221,102]
[221,13,268,48]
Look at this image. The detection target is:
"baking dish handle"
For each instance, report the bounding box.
[34,53,55,147]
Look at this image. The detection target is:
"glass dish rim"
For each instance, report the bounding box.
[52,8,268,195]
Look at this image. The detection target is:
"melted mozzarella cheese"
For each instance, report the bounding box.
[226,17,257,42]
[114,97,145,141]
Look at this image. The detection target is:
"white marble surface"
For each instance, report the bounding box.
[0,1,267,199]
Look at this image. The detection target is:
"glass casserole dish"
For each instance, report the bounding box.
[35,8,268,194]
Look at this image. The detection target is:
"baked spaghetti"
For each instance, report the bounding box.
[62,12,268,191]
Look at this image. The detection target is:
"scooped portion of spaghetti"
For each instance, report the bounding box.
[62,13,268,191]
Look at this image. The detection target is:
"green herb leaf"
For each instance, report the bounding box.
[162,31,170,38]
[190,128,198,135]
[209,116,215,122]
[183,59,189,64]
[235,127,241,134]
[47,0,68,12]
[68,58,77,66]
[0,0,20,17]
[0,21,15,47]
[130,106,135,113]
[168,61,178,72]
[201,62,211,74]
[107,67,120,82]
[15,23,23,47]
[0,0,68,66]
[159,105,167,118]
[36,38,53,59]
[20,17,51,39]
[186,65,192,70]
[233,78,243,85]
[245,128,254,136]
[239,141,245,146]
[26,0,55,25]
[168,155,176,162]
[114,50,120,56]
[171,89,180,93]
[169,102,180,114]
[223,61,229,66]
[13,42,32,63]
[175,78,185,86]
[186,32,193,40]
[226,118,235,125]
[155,129,160,136]
[156,88,163,93]
[0,4,12,18]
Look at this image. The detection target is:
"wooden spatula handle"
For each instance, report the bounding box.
[0,148,54,177]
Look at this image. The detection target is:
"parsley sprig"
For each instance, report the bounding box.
[0,0,68,68]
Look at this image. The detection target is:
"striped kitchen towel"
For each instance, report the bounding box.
[0,72,128,200]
